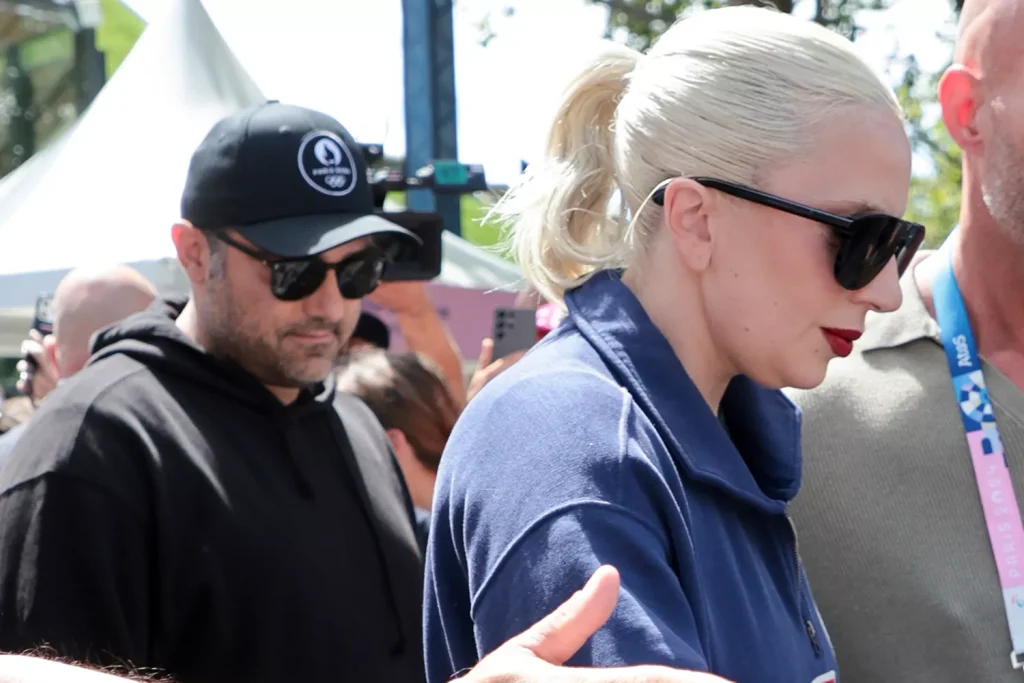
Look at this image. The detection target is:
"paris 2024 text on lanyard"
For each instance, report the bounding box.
[934,230,1024,672]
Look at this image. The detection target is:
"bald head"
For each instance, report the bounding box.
[956,0,1024,77]
[940,0,1024,245]
[51,265,158,377]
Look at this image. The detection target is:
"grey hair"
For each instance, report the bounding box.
[206,233,228,280]
[490,6,902,303]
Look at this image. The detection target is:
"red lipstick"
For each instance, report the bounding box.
[821,328,862,358]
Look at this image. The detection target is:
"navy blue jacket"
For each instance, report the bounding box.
[423,271,838,683]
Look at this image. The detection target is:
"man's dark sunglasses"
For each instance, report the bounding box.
[215,231,390,301]
[651,177,926,291]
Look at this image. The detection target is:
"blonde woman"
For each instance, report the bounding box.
[424,6,924,683]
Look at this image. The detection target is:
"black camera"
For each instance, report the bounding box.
[370,168,407,210]
[407,161,488,194]
[364,148,487,283]
[377,211,444,282]
[360,143,385,167]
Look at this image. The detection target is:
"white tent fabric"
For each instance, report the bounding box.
[0,0,264,280]
[437,231,520,290]
[0,0,522,356]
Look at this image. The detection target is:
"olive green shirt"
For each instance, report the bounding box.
[787,256,1024,682]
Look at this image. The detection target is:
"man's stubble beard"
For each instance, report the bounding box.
[203,280,343,390]
[981,124,1024,248]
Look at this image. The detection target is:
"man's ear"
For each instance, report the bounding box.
[662,178,717,273]
[171,221,213,287]
[938,65,984,154]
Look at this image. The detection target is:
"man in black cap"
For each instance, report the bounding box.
[0,103,425,683]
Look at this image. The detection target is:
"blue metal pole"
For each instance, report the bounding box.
[431,0,461,236]
[401,0,436,215]
[402,0,462,235]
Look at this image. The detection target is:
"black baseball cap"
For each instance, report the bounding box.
[180,101,419,258]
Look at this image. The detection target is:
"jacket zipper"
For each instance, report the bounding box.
[786,513,822,658]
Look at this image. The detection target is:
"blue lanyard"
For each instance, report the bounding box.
[933,233,1024,670]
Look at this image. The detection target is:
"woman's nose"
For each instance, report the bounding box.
[854,257,904,313]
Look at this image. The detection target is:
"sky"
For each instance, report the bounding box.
[121,0,958,185]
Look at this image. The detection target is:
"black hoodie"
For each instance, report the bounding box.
[0,300,425,683]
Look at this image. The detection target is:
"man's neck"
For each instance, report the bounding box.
[916,212,1024,389]
[410,472,437,512]
[176,300,300,404]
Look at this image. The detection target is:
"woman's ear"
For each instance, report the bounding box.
[662,178,716,272]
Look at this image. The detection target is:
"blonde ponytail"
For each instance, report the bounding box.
[493,6,902,305]
[490,43,642,304]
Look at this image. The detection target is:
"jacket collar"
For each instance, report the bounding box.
[564,271,802,514]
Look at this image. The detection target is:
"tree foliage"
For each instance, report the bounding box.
[592,0,876,48]
[895,55,962,244]
[96,0,147,78]
[589,0,963,246]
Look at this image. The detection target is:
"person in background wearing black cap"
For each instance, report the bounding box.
[0,102,426,683]
[348,310,392,351]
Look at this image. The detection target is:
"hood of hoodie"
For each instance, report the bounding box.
[89,297,336,416]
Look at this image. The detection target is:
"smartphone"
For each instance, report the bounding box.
[31,294,53,336]
[492,307,537,360]
[22,294,53,388]
[377,210,443,282]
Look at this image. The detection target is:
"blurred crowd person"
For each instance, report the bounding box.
[337,302,531,545]
[356,280,528,411]
[338,349,459,544]
[348,310,391,351]
[425,5,921,683]
[362,280,468,406]
[0,264,157,468]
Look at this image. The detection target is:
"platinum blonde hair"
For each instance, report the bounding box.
[492,6,902,304]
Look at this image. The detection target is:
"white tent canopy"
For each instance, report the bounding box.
[0,0,264,280]
[0,0,522,356]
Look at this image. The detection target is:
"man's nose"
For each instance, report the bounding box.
[302,268,349,319]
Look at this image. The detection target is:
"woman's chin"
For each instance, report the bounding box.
[781,361,830,391]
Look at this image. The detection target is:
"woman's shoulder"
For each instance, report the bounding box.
[455,335,632,446]
[431,339,685,613]
[437,335,663,513]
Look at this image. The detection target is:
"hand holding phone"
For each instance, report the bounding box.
[467,337,526,405]
[18,294,57,403]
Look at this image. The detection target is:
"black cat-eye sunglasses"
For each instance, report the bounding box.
[652,177,926,291]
